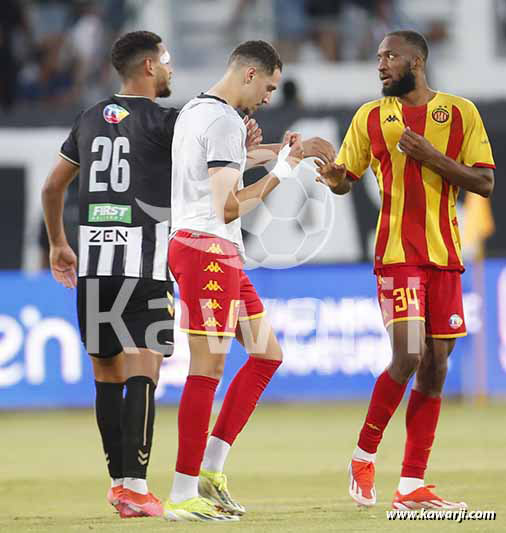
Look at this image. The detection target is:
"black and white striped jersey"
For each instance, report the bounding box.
[60,94,177,280]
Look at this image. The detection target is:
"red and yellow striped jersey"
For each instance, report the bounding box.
[336,92,495,271]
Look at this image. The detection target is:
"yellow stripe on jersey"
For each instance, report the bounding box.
[449,186,462,260]
[382,105,406,264]
[422,166,448,266]
[371,155,384,251]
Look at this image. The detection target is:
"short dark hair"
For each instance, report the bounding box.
[228,40,282,75]
[111,31,162,78]
[386,30,429,62]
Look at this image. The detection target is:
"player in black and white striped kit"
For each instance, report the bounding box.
[42,31,176,518]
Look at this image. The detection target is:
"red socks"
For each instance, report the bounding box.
[358,370,407,454]
[175,358,280,476]
[212,357,281,445]
[357,371,441,479]
[401,389,441,479]
[176,375,218,476]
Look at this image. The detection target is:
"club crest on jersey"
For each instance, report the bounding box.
[449,313,463,330]
[103,104,129,124]
[432,106,449,124]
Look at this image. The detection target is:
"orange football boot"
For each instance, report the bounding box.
[348,460,376,507]
[392,485,467,510]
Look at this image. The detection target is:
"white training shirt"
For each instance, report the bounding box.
[170,94,247,256]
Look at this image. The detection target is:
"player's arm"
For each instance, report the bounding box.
[41,157,79,288]
[398,127,494,197]
[211,140,304,223]
[244,116,336,168]
[246,139,336,169]
[427,154,493,197]
[315,161,353,195]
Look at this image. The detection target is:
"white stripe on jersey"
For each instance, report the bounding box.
[96,242,115,275]
[79,225,144,278]
[78,226,90,277]
[153,220,169,281]
[123,226,143,277]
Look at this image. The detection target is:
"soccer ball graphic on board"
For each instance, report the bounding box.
[243,159,335,269]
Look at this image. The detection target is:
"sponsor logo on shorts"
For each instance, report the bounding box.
[203,280,224,292]
[202,299,223,310]
[206,243,225,254]
[103,103,129,124]
[203,317,222,328]
[204,261,224,273]
[449,313,463,329]
[88,203,131,223]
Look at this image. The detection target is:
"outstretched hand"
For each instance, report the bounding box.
[315,160,347,190]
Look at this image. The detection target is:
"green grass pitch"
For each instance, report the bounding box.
[2,400,504,532]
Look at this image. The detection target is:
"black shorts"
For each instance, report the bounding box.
[77,276,174,358]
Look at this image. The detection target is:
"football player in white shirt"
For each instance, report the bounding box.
[164,40,335,522]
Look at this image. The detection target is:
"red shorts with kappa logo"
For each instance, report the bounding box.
[168,230,265,337]
[376,265,467,338]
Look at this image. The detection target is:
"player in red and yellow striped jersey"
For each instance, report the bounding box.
[317,30,494,510]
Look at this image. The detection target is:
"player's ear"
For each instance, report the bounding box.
[412,55,423,71]
[144,56,155,77]
[245,66,256,85]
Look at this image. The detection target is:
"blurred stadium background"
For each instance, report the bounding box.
[1,0,505,530]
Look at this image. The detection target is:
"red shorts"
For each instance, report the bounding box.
[169,230,265,337]
[376,265,467,338]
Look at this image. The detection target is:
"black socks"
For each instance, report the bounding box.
[95,381,124,479]
[121,376,156,479]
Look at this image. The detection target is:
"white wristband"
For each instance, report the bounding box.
[270,144,294,180]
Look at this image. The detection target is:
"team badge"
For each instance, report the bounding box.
[103,104,130,124]
[432,106,449,124]
[449,314,463,330]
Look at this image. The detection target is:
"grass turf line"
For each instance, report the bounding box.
[1,401,504,532]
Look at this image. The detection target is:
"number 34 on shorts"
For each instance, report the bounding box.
[378,283,421,327]
[375,266,467,337]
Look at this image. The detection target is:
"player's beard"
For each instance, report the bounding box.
[156,72,172,98]
[382,66,416,97]
[157,82,171,98]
